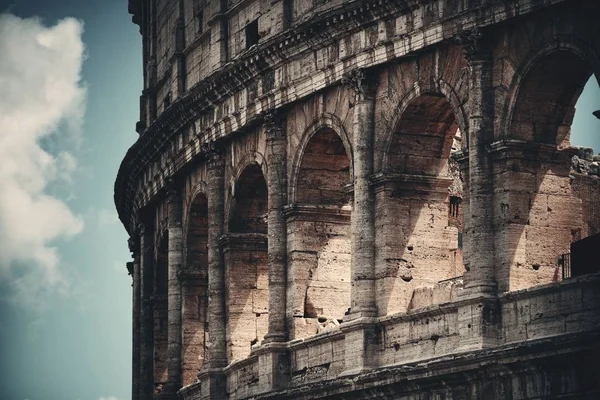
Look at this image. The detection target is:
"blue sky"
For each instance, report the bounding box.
[0,1,140,399]
[0,2,597,400]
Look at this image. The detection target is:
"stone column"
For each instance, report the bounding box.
[162,187,184,397]
[457,29,497,296]
[204,142,227,369]
[139,223,155,399]
[196,142,227,399]
[455,29,500,351]
[343,68,378,318]
[263,110,288,343]
[128,237,141,400]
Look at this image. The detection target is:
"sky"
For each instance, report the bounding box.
[0,1,597,400]
[0,1,140,399]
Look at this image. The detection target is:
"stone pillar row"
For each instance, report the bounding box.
[130,51,505,395]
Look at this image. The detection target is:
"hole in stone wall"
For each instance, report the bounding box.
[532,264,540,271]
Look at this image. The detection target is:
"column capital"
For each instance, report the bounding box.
[202,140,226,170]
[263,109,286,142]
[342,68,378,101]
[455,28,490,63]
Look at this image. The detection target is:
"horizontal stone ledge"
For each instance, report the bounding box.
[371,172,453,194]
[283,204,352,223]
[218,233,268,251]
[246,330,600,399]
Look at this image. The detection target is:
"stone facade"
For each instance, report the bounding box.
[119,0,600,398]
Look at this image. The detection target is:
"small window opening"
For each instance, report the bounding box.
[245,20,259,50]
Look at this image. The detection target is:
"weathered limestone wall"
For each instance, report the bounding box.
[222,234,269,362]
[286,209,352,339]
[491,146,579,292]
[180,273,600,399]
[123,1,600,399]
[572,172,600,238]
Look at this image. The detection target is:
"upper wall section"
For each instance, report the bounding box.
[119,0,600,234]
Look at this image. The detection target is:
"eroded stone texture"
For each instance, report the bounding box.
[121,0,600,398]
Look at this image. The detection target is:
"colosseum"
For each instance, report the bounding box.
[117,0,600,398]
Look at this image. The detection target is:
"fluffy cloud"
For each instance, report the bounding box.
[0,14,86,297]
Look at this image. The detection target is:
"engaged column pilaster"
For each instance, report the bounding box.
[139,222,155,399]
[263,110,288,343]
[455,29,500,351]
[162,185,184,397]
[343,68,378,319]
[457,29,497,297]
[197,141,228,399]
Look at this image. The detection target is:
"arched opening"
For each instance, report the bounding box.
[229,164,268,233]
[182,193,209,386]
[511,51,591,145]
[153,234,168,395]
[377,93,464,315]
[497,49,597,291]
[223,163,268,363]
[288,128,352,339]
[567,76,600,239]
[296,128,350,206]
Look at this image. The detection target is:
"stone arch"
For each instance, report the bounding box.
[286,116,353,339]
[228,162,268,233]
[224,151,267,232]
[222,160,269,363]
[502,35,600,145]
[380,79,468,173]
[375,86,466,316]
[290,113,353,204]
[181,189,209,386]
[494,36,600,292]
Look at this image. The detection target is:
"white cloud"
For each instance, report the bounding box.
[0,14,86,299]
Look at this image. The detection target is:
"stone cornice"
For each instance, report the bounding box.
[117,0,570,234]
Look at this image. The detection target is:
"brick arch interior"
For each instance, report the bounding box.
[288,127,352,339]
[229,163,268,233]
[496,49,596,292]
[376,92,465,316]
[181,193,209,386]
[510,50,593,145]
[153,234,168,394]
[296,128,351,206]
[223,163,269,363]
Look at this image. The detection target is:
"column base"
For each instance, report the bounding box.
[459,279,498,299]
[262,332,287,344]
[343,307,378,322]
[340,317,379,374]
[196,368,226,400]
[255,342,290,392]
[456,296,501,352]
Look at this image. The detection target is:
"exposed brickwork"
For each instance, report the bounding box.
[122,0,600,399]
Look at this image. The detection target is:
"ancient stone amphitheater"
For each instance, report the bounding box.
[118,0,600,398]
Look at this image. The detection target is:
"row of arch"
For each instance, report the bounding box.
[148,44,600,389]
